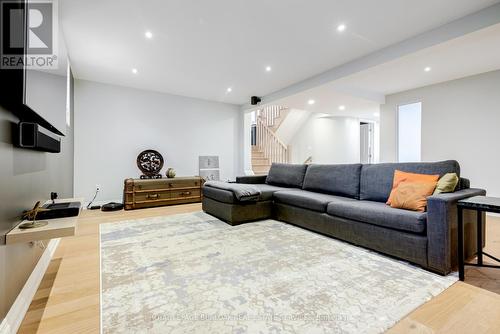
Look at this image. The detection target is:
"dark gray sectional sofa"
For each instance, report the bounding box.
[202,161,485,275]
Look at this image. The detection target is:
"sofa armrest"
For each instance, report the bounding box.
[427,188,486,274]
[236,175,267,184]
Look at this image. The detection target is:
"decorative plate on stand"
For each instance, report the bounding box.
[137,150,164,179]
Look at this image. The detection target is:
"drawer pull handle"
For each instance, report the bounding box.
[180,191,191,196]
[147,194,159,199]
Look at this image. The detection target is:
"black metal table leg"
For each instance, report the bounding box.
[477,210,483,266]
[458,206,465,281]
[458,197,500,280]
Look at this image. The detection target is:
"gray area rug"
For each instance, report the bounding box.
[100,212,457,333]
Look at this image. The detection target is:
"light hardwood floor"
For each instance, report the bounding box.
[18,204,500,333]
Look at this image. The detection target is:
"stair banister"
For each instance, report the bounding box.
[256,117,288,165]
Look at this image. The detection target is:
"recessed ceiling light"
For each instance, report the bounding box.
[145,31,153,39]
[308,99,315,105]
[424,66,432,72]
[337,24,346,32]
[265,66,272,72]
[374,112,380,117]
[226,87,232,93]
[338,105,346,111]
[132,68,138,74]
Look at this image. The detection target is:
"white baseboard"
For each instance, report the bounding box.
[0,239,60,334]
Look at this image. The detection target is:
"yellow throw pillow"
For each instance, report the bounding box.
[390,181,438,212]
[433,173,459,195]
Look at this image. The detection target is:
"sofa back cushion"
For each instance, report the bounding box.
[302,164,362,199]
[266,163,308,188]
[360,160,460,202]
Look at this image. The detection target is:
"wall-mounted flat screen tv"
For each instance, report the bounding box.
[23,0,69,136]
[0,0,69,136]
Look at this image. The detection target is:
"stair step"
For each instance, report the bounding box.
[252,157,269,163]
[252,162,269,167]
[252,163,269,168]
[252,165,271,173]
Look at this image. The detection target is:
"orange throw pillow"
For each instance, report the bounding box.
[390,181,438,212]
[387,170,439,205]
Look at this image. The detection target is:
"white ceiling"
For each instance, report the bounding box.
[274,88,381,121]
[274,22,500,121]
[60,0,499,105]
[335,23,500,96]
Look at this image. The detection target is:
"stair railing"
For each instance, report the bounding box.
[256,117,289,164]
[257,105,288,128]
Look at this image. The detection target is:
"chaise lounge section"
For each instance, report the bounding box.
[202,161,485,275]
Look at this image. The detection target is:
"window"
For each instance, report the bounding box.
[398,102,421,162]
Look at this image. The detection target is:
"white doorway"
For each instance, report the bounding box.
[360,122,375,164]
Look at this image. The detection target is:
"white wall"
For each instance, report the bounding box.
[380,69,500,196]
[242,112,253,175]
[0,71,74,322]
[275,109,311,145]
[74,80,241,202]
[290,114,360,164]
[373,120,380,163]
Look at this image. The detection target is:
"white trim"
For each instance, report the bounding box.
[0,239,60,334]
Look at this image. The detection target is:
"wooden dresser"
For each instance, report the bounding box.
[123,177,204,210]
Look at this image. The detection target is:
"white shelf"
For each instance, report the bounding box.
[5,198,83,245]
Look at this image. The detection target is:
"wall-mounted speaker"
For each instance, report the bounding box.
[18,122,61,153]
[251,96,262,105]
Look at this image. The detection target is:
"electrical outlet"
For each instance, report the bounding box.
[96,184,101,191]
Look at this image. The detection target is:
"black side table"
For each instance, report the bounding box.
[457,196,500,281]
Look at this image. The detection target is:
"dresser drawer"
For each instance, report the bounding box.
[134,191,170,202]
[170,189,201,199]
[132,180,170,191]
[166,177,202,189]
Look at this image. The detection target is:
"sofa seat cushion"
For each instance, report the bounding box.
[203,186,236,204]
[253,184,291,201]
[203,184,288,204]
[326,200,427,234]
[274,190,355,213]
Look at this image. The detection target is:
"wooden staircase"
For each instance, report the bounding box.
[251,146,271,175]
[258,105,290,132]
[251,105,290,175]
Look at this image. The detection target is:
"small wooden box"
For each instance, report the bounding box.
[123,177,204,210]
